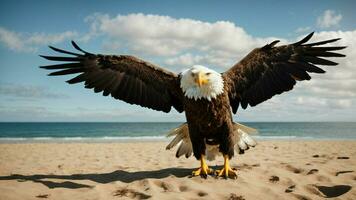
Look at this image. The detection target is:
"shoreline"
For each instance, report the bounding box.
[0,136,355,144]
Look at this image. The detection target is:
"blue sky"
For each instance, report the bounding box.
[0,0,355,122]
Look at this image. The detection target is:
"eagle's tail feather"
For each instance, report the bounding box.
[166,122,258,159]
[176,141,192,158]
[234,123,258,135]
[165,123,189,150]
[235,128,257,154]
[166,123,187,137]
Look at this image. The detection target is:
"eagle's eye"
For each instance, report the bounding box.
[205,72,211,76]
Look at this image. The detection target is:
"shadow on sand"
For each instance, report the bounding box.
[0,167,195,189]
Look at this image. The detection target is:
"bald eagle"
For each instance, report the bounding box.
[40,32,345,178]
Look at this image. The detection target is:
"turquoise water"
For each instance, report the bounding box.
[0,122,355,141]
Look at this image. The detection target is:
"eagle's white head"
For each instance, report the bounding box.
[180,65,224,101]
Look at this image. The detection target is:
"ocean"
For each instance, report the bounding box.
[0,122,355,142]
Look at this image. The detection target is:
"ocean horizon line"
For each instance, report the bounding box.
[1,121,355,123]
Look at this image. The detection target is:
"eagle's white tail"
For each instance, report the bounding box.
[166,123,257,161]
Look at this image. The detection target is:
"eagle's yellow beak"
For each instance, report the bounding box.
[195,72,208,87]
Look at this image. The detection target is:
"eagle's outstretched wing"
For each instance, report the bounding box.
[40,41,183,113]
[223,32,346,113]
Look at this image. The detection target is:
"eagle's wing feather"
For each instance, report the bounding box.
[40,41,184,113]
[223,32,346,113]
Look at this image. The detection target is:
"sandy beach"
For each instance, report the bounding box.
[0,140,355,200]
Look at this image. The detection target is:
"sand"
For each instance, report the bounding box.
[0,140,355,200]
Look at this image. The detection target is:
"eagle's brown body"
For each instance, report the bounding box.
[183,86,235,159]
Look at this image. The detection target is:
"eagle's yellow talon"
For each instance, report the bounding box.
[192,154,212,178]
[215,167,237,179]
[192,166,212,177]
[216,155,237,179]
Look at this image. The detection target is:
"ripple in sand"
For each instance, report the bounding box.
[306,169,318,175]
[335,170,354,176]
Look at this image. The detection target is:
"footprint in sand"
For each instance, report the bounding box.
[305,184,352,198]
[197,191,208,197]
[311,154,331,163]
[228,193,245,200]
[138,179,151,191]
[153,180,175,192]
[285,185,296,193]
[285,164,304,174]
[291,193,312,200]
[315,175,331,182]
[269,175,279,183]
[237,163,253,170]
[337,156,350,159]
[113,188,151,199]
[179,185,189,192]
[36,194,50,199]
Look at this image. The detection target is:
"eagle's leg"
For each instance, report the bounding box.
[192,154,213,178]
[215,154,237,179]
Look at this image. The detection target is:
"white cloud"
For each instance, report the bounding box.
[317,10,342,28]
[335,99,352,108]
[165,53,203,67]
[0,83,69,99]
[0,105,185,122]
[293,31,356,109]
[87,13,285,63]
[0,26,78,52]
[296,96,327,107]
[0,27,32,52]
[26,31,78,45]
[295,96,352,109]
[295,26,311,33]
